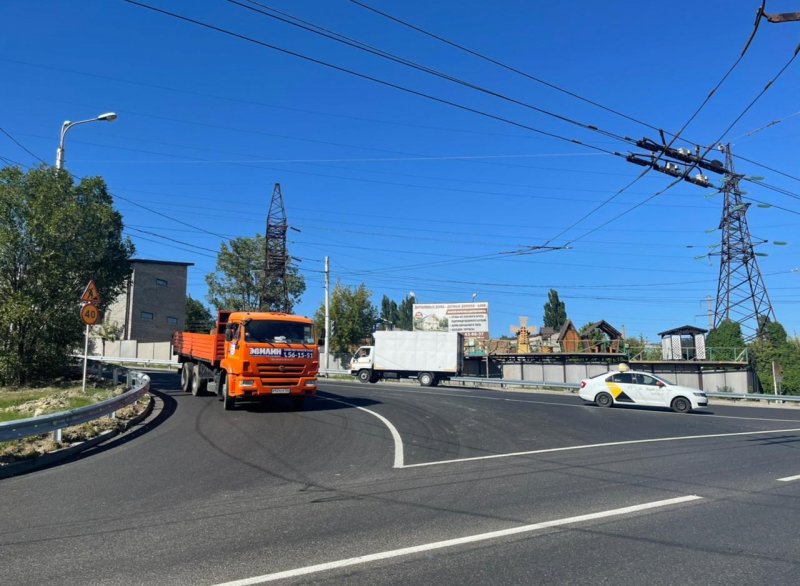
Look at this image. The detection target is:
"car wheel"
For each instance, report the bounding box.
[357,369,372,383]
[595,391,614,408]
[180,362,192,392]
[671,396,691,413]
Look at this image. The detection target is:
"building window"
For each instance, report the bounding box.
[155,278,168,287]
[140,311,154,321]
[167,316,178,325]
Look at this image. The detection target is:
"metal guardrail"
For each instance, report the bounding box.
[0,368,150,443]
[704,391,800,403]
[450,377,581,390]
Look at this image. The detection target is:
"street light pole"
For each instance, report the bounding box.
[55,112,117,170]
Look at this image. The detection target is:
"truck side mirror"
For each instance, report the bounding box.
[224,328,232,342]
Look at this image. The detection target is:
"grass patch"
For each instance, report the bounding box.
[0,377,125,423]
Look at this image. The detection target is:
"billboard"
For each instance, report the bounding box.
[412,302,489,340]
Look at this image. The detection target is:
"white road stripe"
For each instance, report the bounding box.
[777,474,800,482]
[212,495,702,586]
[403,427,800,468]
[319,396,404,468]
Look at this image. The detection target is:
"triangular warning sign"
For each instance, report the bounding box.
[80,280,101,304]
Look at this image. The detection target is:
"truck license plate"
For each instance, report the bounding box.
[272,388,291,394]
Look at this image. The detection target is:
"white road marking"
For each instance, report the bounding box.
[319,396,404,468]
[403,427,800,468]
[777,474,800,482]
[211,495,702,585]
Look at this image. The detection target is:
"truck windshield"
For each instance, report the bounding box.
[244,320,315,344]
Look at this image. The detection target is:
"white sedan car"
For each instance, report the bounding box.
[579,370,708,413]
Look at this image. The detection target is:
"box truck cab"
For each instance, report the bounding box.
[350,330,464,386]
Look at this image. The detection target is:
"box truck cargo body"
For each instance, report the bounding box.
[349,331,464,386]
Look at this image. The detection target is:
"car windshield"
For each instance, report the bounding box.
[244,320,315,344]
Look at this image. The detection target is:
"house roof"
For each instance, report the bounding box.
[584,320,622,339]
[657,325,708,336]
[557,319,576,340]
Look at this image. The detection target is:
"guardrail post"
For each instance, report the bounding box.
[126,371,132,388]
[52,428,62,443]
[113,368,120,385]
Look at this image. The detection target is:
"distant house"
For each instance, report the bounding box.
[532,320,581,352]
[103,259,193,343]
[658,325,707,360]
[580,320,623,353]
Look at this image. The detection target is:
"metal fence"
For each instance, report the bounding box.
[0,367,150,443]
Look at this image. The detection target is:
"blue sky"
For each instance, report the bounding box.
[2,0,799,340]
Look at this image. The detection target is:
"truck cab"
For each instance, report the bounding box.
[350,346,375,382]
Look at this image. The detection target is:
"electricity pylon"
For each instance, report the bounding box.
[264,182,289,312]
[712,144,775,339]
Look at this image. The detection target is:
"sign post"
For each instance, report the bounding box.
[80,280,101,393]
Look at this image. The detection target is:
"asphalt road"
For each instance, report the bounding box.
[2,374,800,585]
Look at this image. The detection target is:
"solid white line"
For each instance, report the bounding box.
[777,474,800,482]
[403,427,800,468]
[212,495,701,585]
[320,396,404,468]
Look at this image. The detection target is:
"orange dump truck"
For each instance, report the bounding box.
[173,310,319,410]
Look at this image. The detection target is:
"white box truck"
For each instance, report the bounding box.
[349,330,464,386]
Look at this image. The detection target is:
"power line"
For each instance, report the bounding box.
[0,127,47,164]
[120,1,625,159]
[228,0,636,146]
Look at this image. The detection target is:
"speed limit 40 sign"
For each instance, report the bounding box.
[80,304,101,325]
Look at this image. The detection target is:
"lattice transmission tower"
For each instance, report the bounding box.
[264,182,289,312]
[712,144,775,339]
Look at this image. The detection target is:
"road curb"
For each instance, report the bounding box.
[0,395,154,480]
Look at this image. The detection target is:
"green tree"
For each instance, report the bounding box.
[205,234,305,313]
[0,166,134,384]
[379,295,399,330]
[543,289,567,329]
[397,294,414,331]
[706,319,746,361]
[185,295,214,333]
[315,282,376,354]
[749,321,800,395]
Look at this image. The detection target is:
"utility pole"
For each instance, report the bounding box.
[324,256,330,372]
[712,144,775,339]
[264,183,289,312]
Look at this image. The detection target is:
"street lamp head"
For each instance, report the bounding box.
[97,112,117,122]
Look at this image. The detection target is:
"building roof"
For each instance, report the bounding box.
[584,320,622,339]
[557,319,577,340]
[131,259,195,267]
[657,325,708,336]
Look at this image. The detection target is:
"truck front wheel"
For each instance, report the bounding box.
[222,376,235,411]
[180,362,193,393]
[357,369,372,384]
[418,372,436,387]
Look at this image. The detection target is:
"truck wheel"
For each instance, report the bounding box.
[180,362,193,393]
[418,372,435,387]
[369,372,380,383]
[191,363,206,396]
[216,373,226,401]
[222,377,235,411]
[357,369,372,384]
